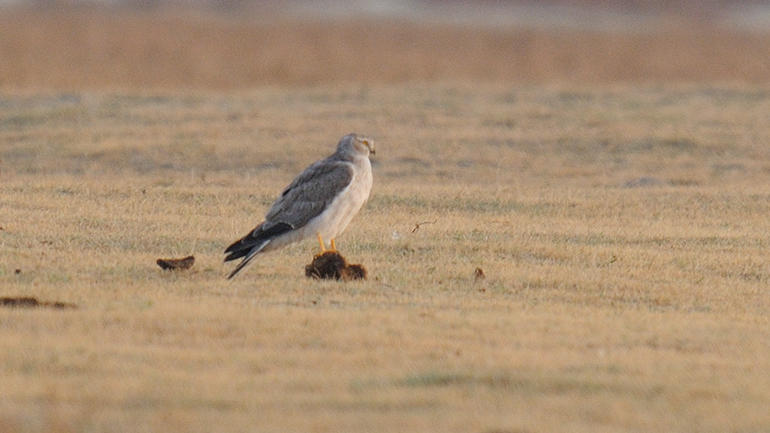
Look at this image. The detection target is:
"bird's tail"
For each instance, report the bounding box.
[226,239,271,280]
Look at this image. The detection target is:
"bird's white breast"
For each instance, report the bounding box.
[306,156,372,245]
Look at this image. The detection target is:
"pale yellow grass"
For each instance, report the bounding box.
[4,9,770,89]
[1,85,770,432]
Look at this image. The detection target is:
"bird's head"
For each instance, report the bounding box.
[340,133,375,158]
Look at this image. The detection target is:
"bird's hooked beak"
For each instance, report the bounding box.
[360,137,375,155]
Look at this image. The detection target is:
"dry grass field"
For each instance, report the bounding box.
[3,7,770,89]
[2,5,770,433]
[2,84,770,432]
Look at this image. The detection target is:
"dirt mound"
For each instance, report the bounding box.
[305,251,367,281]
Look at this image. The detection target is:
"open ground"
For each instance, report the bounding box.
[2,6,770,433]
[2,84,770,433]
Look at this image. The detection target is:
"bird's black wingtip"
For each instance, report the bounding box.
[223,251,243,263]
[223,238,272,280]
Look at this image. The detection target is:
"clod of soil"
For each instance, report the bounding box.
[156,255,195,270]
[305,251,367,281]
[0,297,77,309]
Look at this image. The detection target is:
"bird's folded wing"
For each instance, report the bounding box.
[263,159,354,230]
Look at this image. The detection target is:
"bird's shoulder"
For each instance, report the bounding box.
[280,157,354,199]
[262,157,355,227]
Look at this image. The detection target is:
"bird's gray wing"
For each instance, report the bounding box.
[262,159,354,230]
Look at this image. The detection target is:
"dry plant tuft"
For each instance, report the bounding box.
[474,267,486,282]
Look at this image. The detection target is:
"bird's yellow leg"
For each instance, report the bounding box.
[330,238,337,252]
[317,233,326,252]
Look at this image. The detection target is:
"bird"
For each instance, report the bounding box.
[224,133,375,279]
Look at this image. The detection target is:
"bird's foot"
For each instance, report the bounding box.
[316,234,339,253]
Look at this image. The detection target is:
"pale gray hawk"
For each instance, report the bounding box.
[224,133,375,279]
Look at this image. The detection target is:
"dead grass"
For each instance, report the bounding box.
[2,85,770,187]
[3,8,770,90]
[1,85,770,432]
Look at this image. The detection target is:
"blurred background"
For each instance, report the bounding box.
[1,0,770,90]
